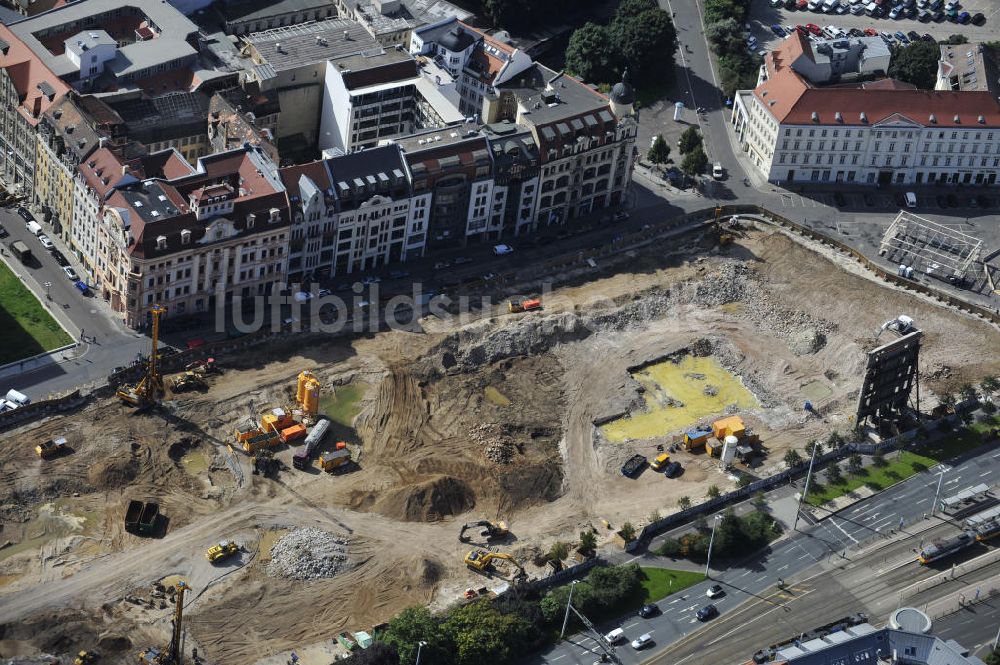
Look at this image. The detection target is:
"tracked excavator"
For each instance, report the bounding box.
[458,520,509,543]
[138,579,188,664]
[118,305,166,409]
[464,549,527,582]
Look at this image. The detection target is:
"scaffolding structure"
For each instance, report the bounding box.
[879,211,983,282]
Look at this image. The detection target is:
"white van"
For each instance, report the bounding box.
[26,220,42,236]
[905,192,917,208]
[5,388,30,407]
[712,163,724,179]
[604,628,625,644]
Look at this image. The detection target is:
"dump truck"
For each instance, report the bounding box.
[124,500,144,533]
[620,454,647,478]
[35,437,67,459]
[170,371,207,392]
[206,540,239,562]
[319,448,352,473]
[508,297,542,313]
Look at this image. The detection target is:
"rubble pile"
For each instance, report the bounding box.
[472,423,514,464]
[266,528,349,581]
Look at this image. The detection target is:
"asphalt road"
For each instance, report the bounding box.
[529,437,1000,665]
[934,599,1000,660]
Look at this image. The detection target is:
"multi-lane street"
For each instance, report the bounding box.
[531,437,1000,665]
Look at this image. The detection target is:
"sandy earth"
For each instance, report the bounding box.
[1,226,998,664]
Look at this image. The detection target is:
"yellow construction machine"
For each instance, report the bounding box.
[170,371,207,393]
[138,579,188,664]
[206,540,239,562]
[458,520,509,543]
[74,651,99,665]
[464,549,526,582]
[118,305,166,409]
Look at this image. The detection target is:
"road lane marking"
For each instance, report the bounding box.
[982,471,993,477]
[740,570,751,578]
[917,498,929,505]
[704,589,817,647]
[755,575,768,582]
[829,517,860,545]
[798,553,811,560]
[625,622,638,629]
[778,564,789,571]
[552,656,566,661]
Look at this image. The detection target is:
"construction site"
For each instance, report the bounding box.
[1,220,999,665]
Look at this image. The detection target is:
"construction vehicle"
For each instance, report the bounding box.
[35,436,67,459]
[138,579,188,664]
[74,651,98,665]
[319,448,352,473]
[293,417,330,470]
[117,305,166,409]
[620,454,646,478]
[875,314,915,340]
[252,448,279,476]
[508,297,542,313]
[464,549,527,582]
[458,520,509,543]
[185,357,218,375]
[125,500,160,535]
[206,540,239,562]
[261,407,295,434]
[649,452,670,471]
[170,372,207,393]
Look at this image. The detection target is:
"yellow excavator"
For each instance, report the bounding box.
[464,549,526,582]
[458,520,509,543]
[138,579,188,664]
[118,305,166,409]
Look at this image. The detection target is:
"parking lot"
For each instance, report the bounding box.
[748,0,999,50]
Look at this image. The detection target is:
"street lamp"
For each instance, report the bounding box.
[561,580,580,638]
[415,640,427,665]
[43,281,51,299]
[932,467,947,516]
[793,440,821,531]
[705,514,723,579]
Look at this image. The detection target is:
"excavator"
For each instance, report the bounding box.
[118,305,166,410]
[138,579,188,664]
[458,520,509,543]
[170,371,208,393]
[464,549,527,582]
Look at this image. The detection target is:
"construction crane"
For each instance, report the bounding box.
[464,549,526,582]
[458,520,509,543]
[875,314,915,341]
[138,579,188,664]
[118,305,167,409]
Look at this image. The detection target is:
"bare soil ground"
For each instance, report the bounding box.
[1,226,998,664]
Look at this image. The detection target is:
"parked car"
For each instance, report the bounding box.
[785,0,798,9]
[918,9,932,19]
[613,211,630,221]
[638,603,660,618]
[958,10,970,22]
[848,27,864,36]
[16,206,34,223]
[62,266,79,281]
[50,248,68,266]
[771,23,785,36]
[905,5,918,16]
[797,0,809,8]
[972,11,985,24]
[631,634,653,650]
[907,30,920,40]
[0,224,6,238]
[697,604,720,621]
[920,32,934,40]
[864,27,879,34]
[663,461,682,478]
[806,23,822,34]
[894,30,909,43]
[707,584,726,598]
[492,243,514,256]
[889,5,903,17]
[38,234,54,250]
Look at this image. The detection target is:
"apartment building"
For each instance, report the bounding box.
[482,121,540,237]
[99,145,289,328]
[335,0,472,48]
[733,31,1000,186]
[0,24,70,199]
[220,0,336,37]
[207,88,280,164]
[109,92,213,166]
[35,95,105,243]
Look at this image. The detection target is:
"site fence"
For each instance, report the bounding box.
[515,557,605,597]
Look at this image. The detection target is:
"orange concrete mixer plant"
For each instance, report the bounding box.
[296,370,321,416]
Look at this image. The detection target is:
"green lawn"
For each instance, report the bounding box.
[639,567,706,603]
[0,259,71,365]
[806,450,937,506]
[917,415,1000,460]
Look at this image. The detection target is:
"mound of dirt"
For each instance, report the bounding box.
[789,328,827,355]
[266,527,350,581]
[87,456,139,489]
[373,476,476,522]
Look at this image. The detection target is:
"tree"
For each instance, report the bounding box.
[827,430,844,448]
[619,522,637,541]
[678,126,703,154]
[681,147,708,176]
[981,376,1000,397]
[940,391,957,411]
[705,18,747,56]
[847,453,864,476]
[540,582,596,623]
[942,34,969,45]
[736,474,752,488]
[783,449,803,468]
[805,439,824,458]
[872,452,888,468]
[579,529,597,555]
[647,134,671,164]
[383,607,451,665]
[655,538,681,557]
[343,642,399,665]
[565,22,616,84]
[442,600,534,665]
[984,647,1000,665]
[611,7,678,85]
[678,495,692,510]
[615,0,658,18]
[753,491,767,511]
[825,461,844,485]
[959,383,979,403]
[707,484,721,499]
[549,541,569,563]
[887,40,940,90]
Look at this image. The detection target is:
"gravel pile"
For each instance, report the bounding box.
[266,527,349,581]
[472,423,514,464]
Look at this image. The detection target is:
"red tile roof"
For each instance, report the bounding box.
[279,161,332,203]
[0,24,70,127]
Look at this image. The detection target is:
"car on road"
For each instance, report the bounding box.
[707,584,726,598]
[663,461,682,478]
[613,210,630,221]
[972,11,985,24]
[50,248,68,266]
[16,207,34,223]
[492,243,514,256]
[433,261,451,270]
[604,628,625,645]
[293,291,313,302]
[631,634,653,650]
[62,266,79,281]
[638,603,660,618]
[712,162,725,179]
[317,288,331,297]
[696,604,719,621]
[38,234,54,250]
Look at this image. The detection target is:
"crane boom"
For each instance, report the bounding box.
[169,580,187,663]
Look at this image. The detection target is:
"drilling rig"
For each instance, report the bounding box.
[117,305,166,409]
[138,580,188,664]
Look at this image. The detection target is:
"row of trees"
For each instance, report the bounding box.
[565,0,677,88]
[380,564,646,665]
[701,0,761,98]
[654,504,781,561]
